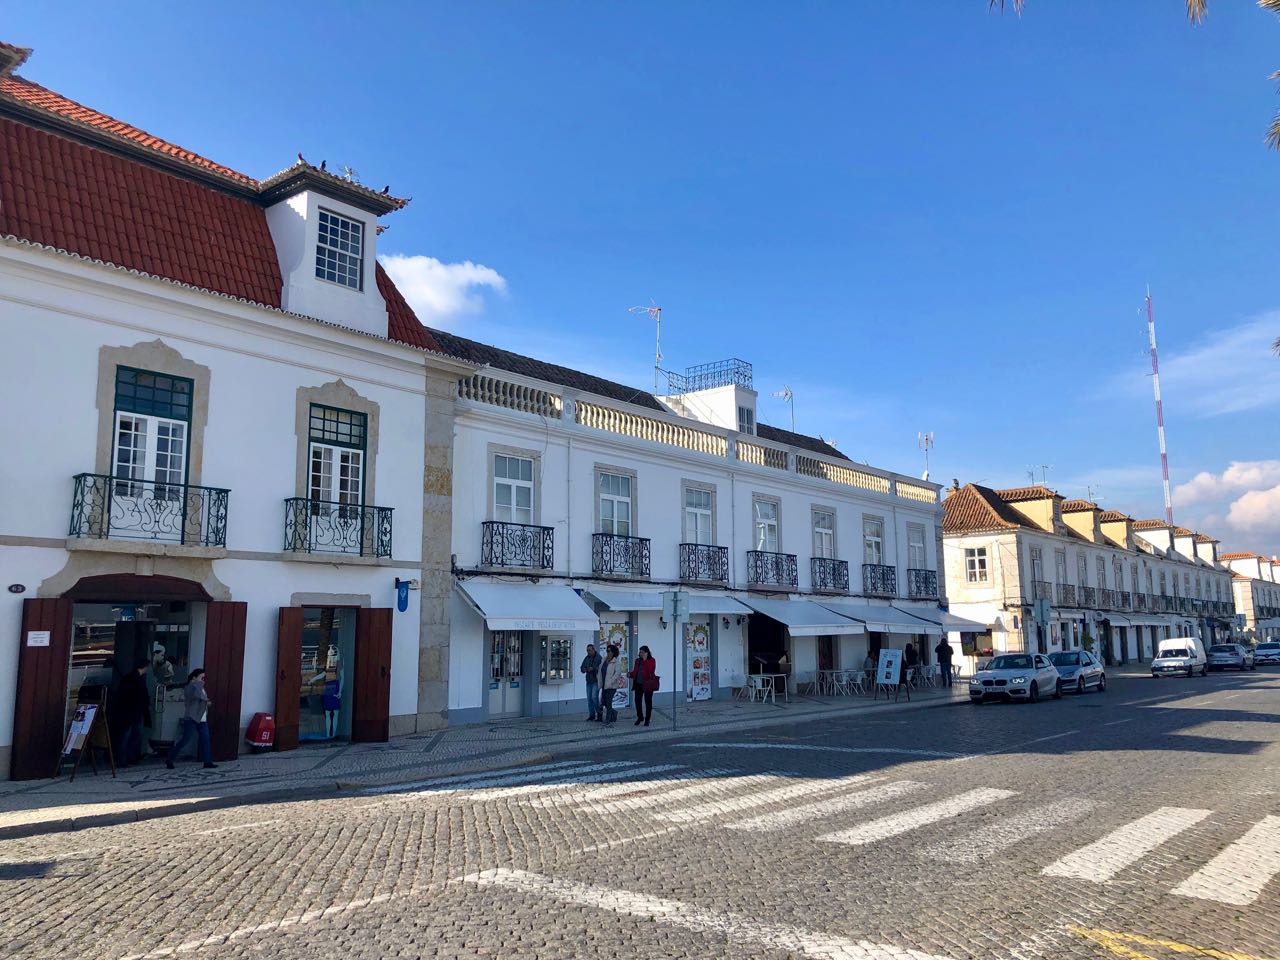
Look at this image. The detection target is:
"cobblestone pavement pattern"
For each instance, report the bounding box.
[2,671,1278,960]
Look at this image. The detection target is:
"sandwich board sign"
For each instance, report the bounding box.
[874,648,908,702]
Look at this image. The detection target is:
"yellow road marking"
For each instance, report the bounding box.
[1071,926,1278,960]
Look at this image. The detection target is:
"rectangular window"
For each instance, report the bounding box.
[862,516,884,566]
[683,487,713,545]
[965,548,989,583]
[111,367,193,498]
[907,523,927,570]
[494,455,534,525]
[315,208,364,290]
[753,498,779,552]
[1030,546,1044,582]
[812,509,835,560]
[1114,559,1124,591]
[737,405,755,435]
[1096,556,1107,589]
[1077,553,1089,586]
[1184,572,1191,595]
[308,404,366,505]
[598,472,633,537]
[1147,569,1154,593]
[1159,571,1167,595]
[1055,549,1068,584]
[115,367,193,421]
[539,636,572,685]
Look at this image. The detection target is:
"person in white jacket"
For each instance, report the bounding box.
[598,645,622,726]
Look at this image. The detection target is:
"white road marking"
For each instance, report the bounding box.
[568,824,689,855]
[519,768,740,810]
[726,780,929,833]
[1102,719,1132,727]
[1041,806,1211,882]
[1172,815,1280,905]
[924,799,1099,862]
[663,774,880,824]
[459,764,683,801]
[196,819,284,836]
[357,759,598,797]
[675,742,968,759]
[819,788,1017,846]
[461,868,959,960]
[952,731,1079,763]
[587,773,779,814]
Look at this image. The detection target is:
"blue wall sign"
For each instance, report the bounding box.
[396,580,409,613]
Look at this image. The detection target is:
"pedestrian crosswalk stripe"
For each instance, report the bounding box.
[818,788,1017,847]
[1172,815,1280,906]
[519,768,742,811]
[924,798,1099,863]
[725,780,929,833]
[587,773,780,814]
[460,868,960,960]
[358,759,601,796]
[662,774,881,824]
[1042,806,1210,883]
[459,764,684,801]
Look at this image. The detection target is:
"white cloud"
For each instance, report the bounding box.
[379,254,507,327]
[1172,460,1280,508]
[1227,485,1280,537]
[1150,315,1280,418]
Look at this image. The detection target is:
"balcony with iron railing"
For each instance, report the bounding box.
[1118,590,1132,611]
[811,557,850,594]
[862,563,898,598]
[1133,592,1149,611]
[592,533,651,579]
[1056,583,1077,607]
[1099,588,1117,610]
[70,473,229,548]
[906,568,939,600]
[481,521,554,570]
[1081,586,1098,608]
[679,543,729,583]
[283,498,392,558]
[747,550,799,591]
[1032,580,1053,602]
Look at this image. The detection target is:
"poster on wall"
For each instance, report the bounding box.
[685,622,711,702]
[600,622,631,708]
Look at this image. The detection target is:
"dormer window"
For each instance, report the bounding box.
[737,405,755,435]
[315,208,364,290]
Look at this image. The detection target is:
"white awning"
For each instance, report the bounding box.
[1125,616,1165,627]
[896,608,990,633]
[1103,614,1133,626]
[814,601,942,636]
[457,581,599,632]
[687,594,753,615]
[1259,618,1280,629]
[581,587,663,611]
[740,598,864,637]
[1053,610,1086,621]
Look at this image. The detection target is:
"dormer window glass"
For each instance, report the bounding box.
[737,405,755,435]
[316,209,364,290]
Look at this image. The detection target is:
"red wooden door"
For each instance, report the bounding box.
[352,607,392,743]
[274,607,303,751]
[203,601,247,762]
[12,598,73,780]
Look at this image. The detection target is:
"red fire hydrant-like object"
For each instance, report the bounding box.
[245,712,275,753]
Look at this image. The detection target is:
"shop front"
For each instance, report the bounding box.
[740,597,863,694]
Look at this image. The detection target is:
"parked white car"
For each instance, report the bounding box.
[1255,641,1280,666]
[969,653,1063,704]
[1049,650,1106,694]
[1151,637,1208,678]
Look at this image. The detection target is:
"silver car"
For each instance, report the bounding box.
[1255,642,1280,666]
[1207,643,1256,671]
[1049,650,1106,694]
[969,653,1063,704]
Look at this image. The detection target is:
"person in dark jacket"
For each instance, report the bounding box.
[113,658,152,766]
[629,646,657,727]
[934,638,954,687]
[581,644,602,721]
[904,642,919,669]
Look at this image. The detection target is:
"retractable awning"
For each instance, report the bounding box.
[1259,618,1280,629]
[1052,610,1086,621]
[686,594,753,615]
[740,598,864,637]
[814,601,943,636]
[1103,614,1133,626]
[896,608,990,633]
[1125,616,1165,627]
[581,587,752,616]
[457,581,599,632]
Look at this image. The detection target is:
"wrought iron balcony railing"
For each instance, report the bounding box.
[747,550,799,590]
[1099,588,1117,610]
[1056,583,1076,607]
[906,568,939,599]
[283,498,392,558]
[679,543,729,583]
[592,533,651,578]
[1032,580,1053,602]
[70,473,229,547]
[811,557,849,594]
[862,563,897,598]
[1118,590,1132,611]
[1081,586,1098,608]
[481,520,554,570]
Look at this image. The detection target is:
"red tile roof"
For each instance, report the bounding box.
[1172,526,1196,537]
[993,485,1060,503]
[1221,551,1259,561]
[1194,534,1218,543]
[0,42,32,75]
[943,484,1026,534]
[1098,510,1131,523]
[377,263,439,351]
[1133,519,1171,531]
[1061,499,1099,512]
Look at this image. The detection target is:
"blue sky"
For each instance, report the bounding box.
[7,2,1279,551]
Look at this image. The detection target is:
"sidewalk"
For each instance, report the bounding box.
[0,682,967,839]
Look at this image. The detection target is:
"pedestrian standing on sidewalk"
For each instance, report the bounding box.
[630,645,657,727]
[599,645,621,726]
[113,658,152,767]
[581,643,602,721]
[934,637,954,687]
[165,669,216,770]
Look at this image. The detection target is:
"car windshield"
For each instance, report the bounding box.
[1259,644,1280,652]
[1208,645,1236,653]
[1049,653,1079,666]
[1159,649,1189,658]
[988,655,1033,670]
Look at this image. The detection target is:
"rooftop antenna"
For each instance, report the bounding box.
[629,303,663,393]
[1146,288,1175,525]
[917,431,934,482]
[773,385,795,432]
[1038,464,1053,485]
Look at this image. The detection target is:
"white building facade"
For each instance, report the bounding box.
[1223,553,1280,641]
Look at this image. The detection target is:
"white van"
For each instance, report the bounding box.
[1151,637,1207,678]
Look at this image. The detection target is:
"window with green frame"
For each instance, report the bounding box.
[308,404,367,506]
[115,367,193,420]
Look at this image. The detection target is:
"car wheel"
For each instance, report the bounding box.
[1250,662,1257,671]
[1098,673,1107,692]
[1201,664,1208,677]
[1188,665,1195,678]
[1028,681,1039,703]
[1076,677,1086,695]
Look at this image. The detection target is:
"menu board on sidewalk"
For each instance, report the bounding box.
[685,623,711,702]
[876,649,903,687]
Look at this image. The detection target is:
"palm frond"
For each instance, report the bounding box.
[1188,0,1209,23]
[988,0,1024,12]
[1273,334,1280,356]
[1261,0,1280,15]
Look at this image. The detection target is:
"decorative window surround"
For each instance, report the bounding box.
[294,380,380,501]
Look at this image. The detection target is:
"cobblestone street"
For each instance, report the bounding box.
[3,671,1279,960]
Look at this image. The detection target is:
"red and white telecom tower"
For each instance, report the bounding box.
[1146,288,1174,525]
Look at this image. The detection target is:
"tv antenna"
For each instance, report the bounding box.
[1026,464,1053,485]
[629,303,663,393]
[917,431,934,482]
[773,385,795,432]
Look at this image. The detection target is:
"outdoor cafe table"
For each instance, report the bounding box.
[754,672,790,702]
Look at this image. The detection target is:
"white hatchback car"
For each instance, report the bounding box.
[969,653,1063,704]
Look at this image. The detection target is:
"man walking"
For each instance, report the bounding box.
[580,643,602,721]
[113,658,152,766]
[934,637,954,687]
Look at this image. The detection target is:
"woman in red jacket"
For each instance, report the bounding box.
[629,645,657,727]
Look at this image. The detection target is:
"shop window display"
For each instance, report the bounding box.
[300,607,355,741]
